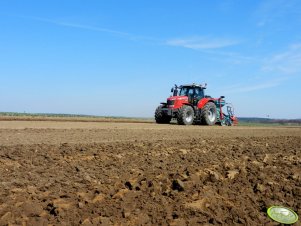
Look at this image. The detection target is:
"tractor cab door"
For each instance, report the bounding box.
[187,88,195,104]
[192,88,204,106]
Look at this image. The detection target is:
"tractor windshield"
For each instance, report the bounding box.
[178,87,204,100]
[179,87,189,96]
[179,87,194,97]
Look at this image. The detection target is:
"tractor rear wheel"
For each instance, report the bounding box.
[177,105,194,125]
[201,102,217,126]
[155,106,172,124]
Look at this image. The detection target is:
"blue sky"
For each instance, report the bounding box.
[0,0,300,119]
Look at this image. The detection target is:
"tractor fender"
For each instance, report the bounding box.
[182,103,193,107]
[197,98,215,109]
[181,103,195,112]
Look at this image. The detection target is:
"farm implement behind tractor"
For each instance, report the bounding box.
[155,83,238,126]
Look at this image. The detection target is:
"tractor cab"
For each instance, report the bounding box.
[171,84,206,106]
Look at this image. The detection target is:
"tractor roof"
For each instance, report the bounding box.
[180,83,207,89]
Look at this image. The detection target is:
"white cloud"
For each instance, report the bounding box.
[166,36,239,50]
[254,0,301,28]
[222,78,286,94]
[262,44,301,74]
[219,44,301,95]
[15,15,163,43]
[12,15,243,54]
[56,22,130,36]
[24,16,132,37]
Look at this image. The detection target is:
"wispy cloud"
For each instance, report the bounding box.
[12,15,163,43]
[254,0,300,28]
[262,44,301,74]
[57,22,131,36]
[17,15,246,58]
[219,43,301,94]
[20,15,133,37]
[166,36,239,50]
[166,36,257,65]
[9,14,250,63]
[222,77,287,94]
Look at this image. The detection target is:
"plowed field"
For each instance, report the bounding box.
[0,120,301,226]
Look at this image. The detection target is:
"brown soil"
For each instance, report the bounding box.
[0,121,301,226]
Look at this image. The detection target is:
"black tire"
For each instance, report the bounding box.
[155,106,171,124]
[177,105,194,125]
[201,102,217,126]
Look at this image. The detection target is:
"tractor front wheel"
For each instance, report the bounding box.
[201,102,217,126]
[177,105,194,125]
[155,106,172,124]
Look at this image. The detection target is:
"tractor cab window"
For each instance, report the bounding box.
[188,88,194,98]
[187,88,195,104]
[179,87,189,96]
[179,87,204,100]
[179,87,195,96]
[195,88,204,99]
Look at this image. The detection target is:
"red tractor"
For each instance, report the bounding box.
[155,83,238,126]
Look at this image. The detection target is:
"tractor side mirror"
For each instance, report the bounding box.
[171,88,174,92]
[220,96,225,99]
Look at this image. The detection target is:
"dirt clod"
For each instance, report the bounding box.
[172,179,185,191]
